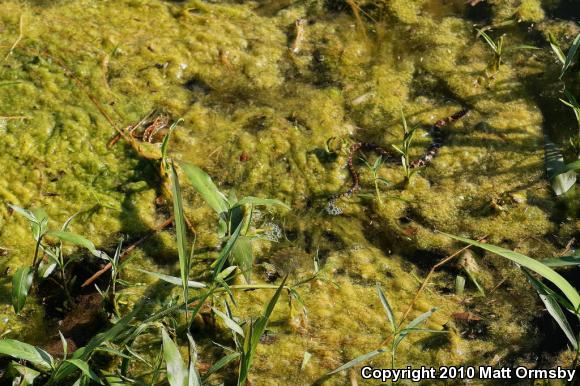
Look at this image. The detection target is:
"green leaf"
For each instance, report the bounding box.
[0,339,53,370]
[140,269,205,288]
[326,348,387,376]
[549,33,566,64]
[542,253,580,267]
[181,163,229,215]
[212,222,243,282]
[376,284,396,333]
[230,236,253,282]
[544,139,576,195]
[235,197,290,210]
[12,266,33,314]
[63,359,103,384]
[560,32,580,79]
[161,119,181,164]
[162,328,187,386]
[238,277,286,386]
[187,334,202,386]
[394,308,437,349]
[213,307,244,337]
[47,231,98,255]
[203,352,240,378]
[444,233,580,313]
[523,270,577,350]
[136,269,206,288]
[477,29,498,54]
[8,205,37,223]
[10,362,41,384]
[171,163,191,311]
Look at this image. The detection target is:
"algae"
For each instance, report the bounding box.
[0,0,578,384]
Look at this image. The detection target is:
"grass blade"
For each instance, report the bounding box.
[542,253,580,267]
[171,163,190,319]
[162,327,187,386]
[238,277,286,386]
[523,270,578,349]
[181,163,229,215]
[136,269,206,288]
[395,308,437,349]
[326,348,387,376]
[12,266,33,314]
[444,233,580,313]
[561,32,580,78]
[203,352,240,378]
[213,307,244,337]
[63,359,103,384]
[549,33,566,64]
[376,284,396,333]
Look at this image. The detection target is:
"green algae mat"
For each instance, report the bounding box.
[0,0,579,384]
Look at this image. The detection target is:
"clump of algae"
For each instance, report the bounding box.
[0,0,575,383]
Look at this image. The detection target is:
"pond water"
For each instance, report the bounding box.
[0,0,578,384]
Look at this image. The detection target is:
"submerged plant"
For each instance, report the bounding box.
[323,285,443,381]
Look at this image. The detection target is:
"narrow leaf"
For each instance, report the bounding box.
[63,359,103,384]
[12,266,33,314]
[376,285,396,333]
[162,328,187,386]
[326,348,387,376]
[136,269,206,288]
[523,270,577,349]
[171,163,190,311]
[561,32,580,78]
[444,233,580,313]
[213,307,244,337]
[181,163,229,214]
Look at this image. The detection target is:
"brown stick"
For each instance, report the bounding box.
[81,217,174,288]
